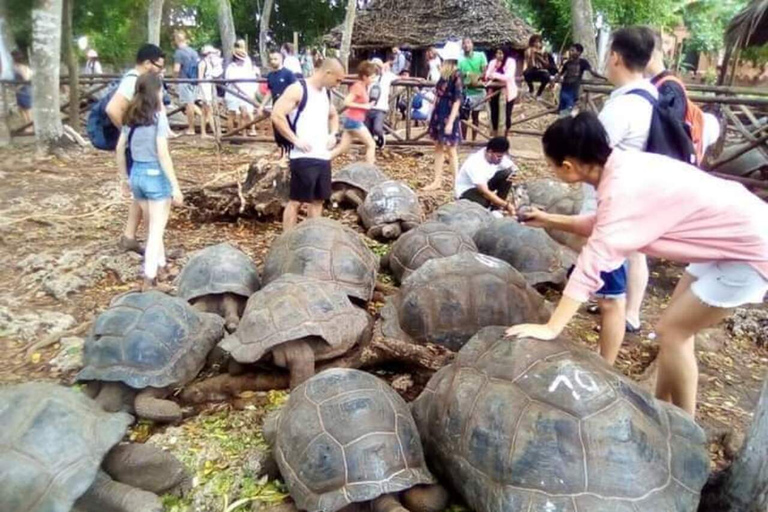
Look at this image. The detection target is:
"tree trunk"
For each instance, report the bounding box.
[571,0,598,66]
[339,0,357,72]
[258,0,274,73]
[147,0,164,46]
[62,0,78,132]
[699,377,768,511]
[31,0,65,151]
[217,0,236,64]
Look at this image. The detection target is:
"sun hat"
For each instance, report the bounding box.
[86,49,98,59]
[438,40,462,62]
[233,49,248,61]
[201,45,215,56]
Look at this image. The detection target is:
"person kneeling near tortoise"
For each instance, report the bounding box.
[508,112,768,418]
[454,136,518,216]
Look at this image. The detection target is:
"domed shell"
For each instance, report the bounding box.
[177,243,261,302]
[219,275,371,364]
[429,200,494,239]
[262,218,378,302]
[412,326,710,512]
[332,163,389,193]
[388,221,477,283]
[358,181,422,229]
[473,219,575,286]
[519,179,583,215]
[381,253,550,351]
[77,291,225,389]
[272,369,436,512]
[0,383,133,512]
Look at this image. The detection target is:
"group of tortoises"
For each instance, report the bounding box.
[3,164,713,512]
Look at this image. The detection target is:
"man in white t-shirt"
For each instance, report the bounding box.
[366,58,397,148]
[455,137,517,216]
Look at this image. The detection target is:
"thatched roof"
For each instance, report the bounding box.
[324,0,535,51]
[725,0,768,50]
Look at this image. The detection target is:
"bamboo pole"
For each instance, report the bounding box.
[710,132,768,170]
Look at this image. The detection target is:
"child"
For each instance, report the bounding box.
[555,43,605,115]
[330,61,377,164]
[508,113,768,417]
[116,73,183,290]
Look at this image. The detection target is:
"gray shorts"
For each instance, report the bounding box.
[179,83,199,105]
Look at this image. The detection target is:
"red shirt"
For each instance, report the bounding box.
[345,81,369,122]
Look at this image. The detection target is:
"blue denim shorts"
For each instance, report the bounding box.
[568,262,628,299]
[343,117,365,130]
[129,161,172,200]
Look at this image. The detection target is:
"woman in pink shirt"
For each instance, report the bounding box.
[484,47,518,137]
[330,61,376,164]
[509,113,768,417]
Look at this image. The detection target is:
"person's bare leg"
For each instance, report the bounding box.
[654,275,731,416]
[626,252,649,329]
[243,107,256,136]
[282,200,301,231]
[185,103,195,135]
[143,199,171,287]
[355,127,376,164]
[424,143,445,191]
[471,111,480,142]
[596,297,626,365]
[330,131,352,160]
[121,200,143,251]
[200,104,211,138]
[307,201,323,219]
[446,145,459,187]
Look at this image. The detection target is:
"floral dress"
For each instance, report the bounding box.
[428,71,463,146]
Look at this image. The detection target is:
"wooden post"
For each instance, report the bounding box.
[293,32,298,51]
[405,86,412,141]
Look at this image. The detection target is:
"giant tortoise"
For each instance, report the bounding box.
[77,290,225,423]
[381,253,549,351]
[0,382,188,512]
[263,218,378,302]
[358,181,422,240]
[219,275,373,388]
[429,200,494,239]
[177,242,261,332]
[385,220,477,284]
[331,162,389,207]
[473,218,575,287]
[412,326,711,512]
[517,179,585,250]
[264,369,448,512]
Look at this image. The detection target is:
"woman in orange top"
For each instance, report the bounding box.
[331,61,377,164]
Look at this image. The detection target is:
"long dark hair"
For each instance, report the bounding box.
[123,73,163,127]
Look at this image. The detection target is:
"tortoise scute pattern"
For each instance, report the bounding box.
[0,383,133,512]
[412,327,710,512]
[381,253,550,351]
[520,179,583,215]
[332,163,389,192]
[389,221,478,283]
[358,181,422,227]
[262,218,378,301]
[219,275,370,363]
[429,200,494,238]
[177,243,261,301]
[273,369,436,512]
[77,291,225,389]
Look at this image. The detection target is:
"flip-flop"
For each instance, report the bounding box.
[625,321,641,334]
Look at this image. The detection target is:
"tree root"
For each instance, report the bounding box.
[180,372,290,404]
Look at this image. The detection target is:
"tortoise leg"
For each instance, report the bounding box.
[347,189,365,208]
[75,470,162,512]
[272,339,316,389]
[401,484,450,512]
[133,387,182,423]
[82,380,101,399]
[103,443,191,496]
[381,223,402,239]
[94,382,132,413]
[221,293,243,333]
[371,494,408,512]
[190,296,212,313]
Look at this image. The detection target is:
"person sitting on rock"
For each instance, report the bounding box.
[454,136,518,216]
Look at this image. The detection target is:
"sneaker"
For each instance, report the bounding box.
[376,135,385,149]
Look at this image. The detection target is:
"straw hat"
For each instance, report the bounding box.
[438,40,462,62]
[233,48,248,61]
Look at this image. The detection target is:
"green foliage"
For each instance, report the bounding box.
[682,0,748,54]
[74,0,150,68]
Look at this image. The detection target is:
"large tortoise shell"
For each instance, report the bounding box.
[331,163,389,193]
[176,243,261,302]
[429,200,494,239]
[358,181,422,229]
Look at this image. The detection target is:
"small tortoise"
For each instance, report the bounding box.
[264,369,448,512]
[220,275,373,388]
[517,179,585,250]
[177,242,261,332]
[358,180,422,240]
[263,218,378,302]
[331,162,389,207]
[0,382,188,512]
[381,253,550,351]
[385,220,478,284]
[412,327,711,512]
[473,218,575,287]
[77,290,225,423]
[429,199,494,239]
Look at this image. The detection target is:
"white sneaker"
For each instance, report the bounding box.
[491,210,504,219]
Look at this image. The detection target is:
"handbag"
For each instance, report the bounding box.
[459,95,473,121]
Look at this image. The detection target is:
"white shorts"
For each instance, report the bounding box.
[226,97,253,113]
[686,261,768,308]
[200,83,215,104]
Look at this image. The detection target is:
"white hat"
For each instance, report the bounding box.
[86,49,98,59]
[438,41,462,62]
[201,45,216,55]
[370,57,384,68]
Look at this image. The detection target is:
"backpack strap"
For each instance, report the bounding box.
[288,79,309,134]
[628,89,657,106]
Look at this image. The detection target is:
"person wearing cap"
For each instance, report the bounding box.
[225,41,258,136]
[424,40,463,191]
[84,49,102,75]
[365,57,396,149]
[198,45,223,138]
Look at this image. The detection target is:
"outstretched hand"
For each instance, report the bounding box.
[505,323,559,340]
[516,206,548,227]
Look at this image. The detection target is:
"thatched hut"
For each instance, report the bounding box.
[720,0,768,84]
[324,0,535,77]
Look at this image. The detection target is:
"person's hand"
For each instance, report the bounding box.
[295,139,312,153]
[326,135,338,151]
[444,122,453,136]
[172,188,184,207]
[119,180,132,200]
[505,323,559,340]
[506,172,516,183]
[504,202,516,217]
[517,206,548,227]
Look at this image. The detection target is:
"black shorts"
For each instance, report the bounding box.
[289,158,332,202]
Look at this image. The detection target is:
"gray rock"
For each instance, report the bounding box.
[50,336,85,373]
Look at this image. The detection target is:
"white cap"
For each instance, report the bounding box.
[86,49,98,59]
[370,57,384,67]
[438,40,462,62]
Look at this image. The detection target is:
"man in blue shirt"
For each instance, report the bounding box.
[173,31,200,136]
[258,51,298,157]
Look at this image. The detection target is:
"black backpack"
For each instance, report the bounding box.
[87,71,139,151]
[629,89,696,164]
